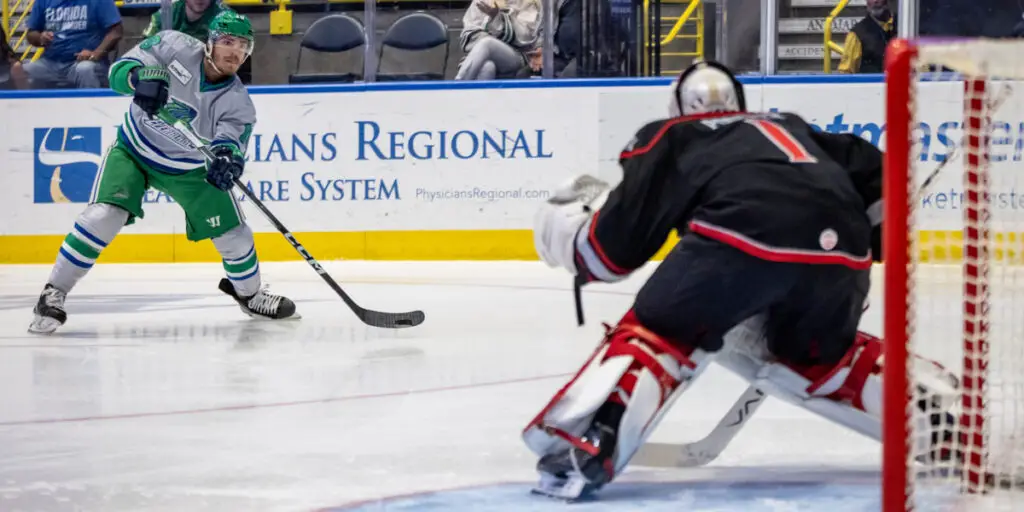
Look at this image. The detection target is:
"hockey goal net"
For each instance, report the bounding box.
[884,38,1024,511]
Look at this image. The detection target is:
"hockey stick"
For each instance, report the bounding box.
[573,274,585,326]
[633,385,766,468]
[158,110,426,329]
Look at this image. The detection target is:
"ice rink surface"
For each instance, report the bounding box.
[0,261,892,511]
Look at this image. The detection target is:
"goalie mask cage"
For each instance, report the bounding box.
[884,38,1024,511]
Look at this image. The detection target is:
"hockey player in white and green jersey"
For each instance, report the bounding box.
[29,11,297,334]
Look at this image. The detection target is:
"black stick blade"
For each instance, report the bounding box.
[358,309,426,329]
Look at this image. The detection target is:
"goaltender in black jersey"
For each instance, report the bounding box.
[524,60,962,502]
[580,90,884,286]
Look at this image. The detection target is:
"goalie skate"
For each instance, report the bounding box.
[218,278,299,320]
[523,311,711,500]
[530,467,595,501]
[28,284,68,334]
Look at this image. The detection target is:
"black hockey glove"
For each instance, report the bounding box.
[130,66,170,117]
[206,145,245,191]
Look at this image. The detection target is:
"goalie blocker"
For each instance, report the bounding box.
[524,60,961,500]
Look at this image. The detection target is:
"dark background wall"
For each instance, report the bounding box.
[116,3,471,84]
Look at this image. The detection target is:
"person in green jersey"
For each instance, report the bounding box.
[29,11,297,335]
[143,0,226,40]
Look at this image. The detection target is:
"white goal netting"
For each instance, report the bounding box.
[885,38,1024,511]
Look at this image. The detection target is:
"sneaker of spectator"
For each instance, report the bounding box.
[456,0,541,80]
[1,25,29,90]
[23,0,123,89]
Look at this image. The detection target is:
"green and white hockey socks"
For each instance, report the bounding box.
[213,224,262,298]
[49,203,128,293]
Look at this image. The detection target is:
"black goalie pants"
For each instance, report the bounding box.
[632,233,870,366]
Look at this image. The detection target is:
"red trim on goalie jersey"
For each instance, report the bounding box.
[619,111,744,160]
[688,220,873,270]
[577,210,634,281]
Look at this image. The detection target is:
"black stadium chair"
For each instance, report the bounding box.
[289,14,365,84]
[376,12,450,82]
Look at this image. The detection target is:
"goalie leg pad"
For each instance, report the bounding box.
[523,310,712,499]
[743,331,959,447]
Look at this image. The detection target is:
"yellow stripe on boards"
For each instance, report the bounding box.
[0,230,1018,264]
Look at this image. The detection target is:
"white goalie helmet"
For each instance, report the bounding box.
[669,60,746,117]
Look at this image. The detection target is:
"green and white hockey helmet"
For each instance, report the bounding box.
[208,10,255,56]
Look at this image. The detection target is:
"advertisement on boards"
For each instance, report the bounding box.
[7,77,1024,259]
[1,88,596,238]
[760,81,1024,231]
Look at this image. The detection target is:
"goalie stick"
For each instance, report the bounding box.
[159,111,426,329]
[632,84,1014,468]
[633,385,766,468]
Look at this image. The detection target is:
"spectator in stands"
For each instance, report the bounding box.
[456,0,541,80]
[23,0,122,88]
[837,0,894,74]
[1,26,29,89]
[143,0,225,41]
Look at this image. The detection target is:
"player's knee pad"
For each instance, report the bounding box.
[751,331,959,444]
[78,203,130,244]
[522,309,713,482]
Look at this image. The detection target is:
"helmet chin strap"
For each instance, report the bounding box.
[204,43,226,76]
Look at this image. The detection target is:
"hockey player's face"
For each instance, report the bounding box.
[186,0,211,13]
[211,36,250,74]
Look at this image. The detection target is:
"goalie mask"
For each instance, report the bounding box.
[669,60,746,117]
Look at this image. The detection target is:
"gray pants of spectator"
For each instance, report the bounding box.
[23,57,108,89]
[456,36,526,80]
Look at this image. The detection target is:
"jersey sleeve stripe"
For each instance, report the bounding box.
[573,213,633,282]
[688,220,873,270]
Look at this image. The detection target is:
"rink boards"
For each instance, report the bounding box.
[1,75,1021,263]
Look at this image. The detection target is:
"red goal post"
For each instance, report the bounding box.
[884,38,1024,511]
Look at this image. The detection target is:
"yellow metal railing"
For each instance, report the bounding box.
[643,0,703,76]
[2,0,10,44]
[823,0,850,73]
[8,0,42,61]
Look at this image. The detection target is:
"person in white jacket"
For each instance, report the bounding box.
[456,0,542,79]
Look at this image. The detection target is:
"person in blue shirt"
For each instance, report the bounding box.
[24,0,123,88]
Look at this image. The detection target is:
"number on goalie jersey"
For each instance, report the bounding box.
[524,60,959,501]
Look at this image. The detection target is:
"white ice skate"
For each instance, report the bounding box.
[218,278,299,320]
[28,284,68,334]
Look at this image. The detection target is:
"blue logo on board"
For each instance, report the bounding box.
[33,127,103,203]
